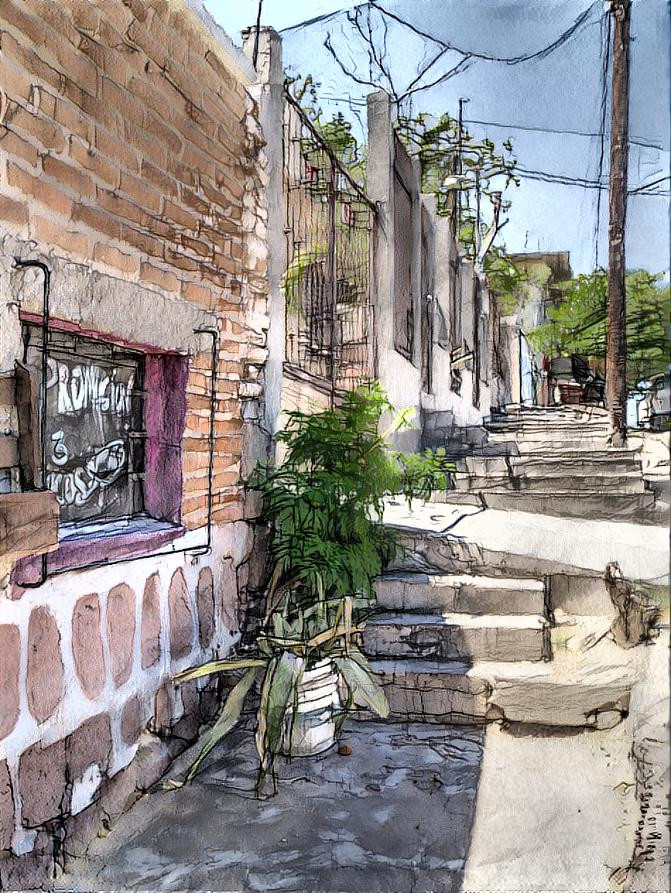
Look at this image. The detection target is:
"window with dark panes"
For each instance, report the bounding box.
[22,325,146,525]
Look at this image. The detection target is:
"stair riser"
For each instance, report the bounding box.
[363,622,548,662]
[462,458,640,476]
[390,532,613,583]
[487,427,610,437]
[488,435,611,448]
[487,422,608,431]
[474,491,655,518]
[363,669,629,728]
[487,682,631,727]
[430,488,655,518]
[454,475,646,494]
[367,674,489,723]
[375,579,546,615]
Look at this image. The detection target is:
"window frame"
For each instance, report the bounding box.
[22,323,147,527]
[12,314,189,584]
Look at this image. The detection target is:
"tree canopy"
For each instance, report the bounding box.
[395,112,524,289]
[528,269,670,386]
[288,74,367,185]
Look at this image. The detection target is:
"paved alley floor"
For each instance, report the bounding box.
[56,718,639,893]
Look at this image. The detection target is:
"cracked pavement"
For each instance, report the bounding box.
[55,716,641,893]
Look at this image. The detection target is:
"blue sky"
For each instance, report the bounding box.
[206,0,670,276]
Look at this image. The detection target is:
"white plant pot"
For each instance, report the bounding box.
[281,658,340,757]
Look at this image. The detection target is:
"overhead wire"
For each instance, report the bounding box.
[282,2,669,198]
[279,0,598,58]
[627,175,671,194]
[318,93,665,151]
[281,0,599,67]
[367,0,599,65]
[516,167,669,195]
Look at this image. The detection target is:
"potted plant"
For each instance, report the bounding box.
[173,383,451,795]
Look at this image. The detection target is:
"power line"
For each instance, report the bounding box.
[516,166,608,188]
[463,118,664,152]
[368,0,599,65]
[282,0,598,68]
[312,91,669,193]
[628,175,671,194]
[516,167,669,195]
[318,93,665,150]
[279,2,367,33]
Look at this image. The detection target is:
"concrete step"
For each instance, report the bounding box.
[487,417,609,428]
[487,432,612,448]
[367,658,490,723]
[384,497,670,587]
[491,406,608,419]
[486,421,609,431]
[486,439,619,455]
[460,455,642,476]
[490,444,640,460]
[375,571,547,616]
[363,611,550,662]
[365,656,631,728]
[434,488,656,520]
[453,473,647,495]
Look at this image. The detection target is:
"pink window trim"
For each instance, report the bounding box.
[19,311,182,356]
[10,523,185,592]
[144,353,188,525]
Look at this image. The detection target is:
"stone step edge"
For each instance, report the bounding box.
[438,488,654,499]
[366,610,549,631]
[377,571,546,592]
[461,457,642,467]
[366,658,633,729]
[456,469,644,479]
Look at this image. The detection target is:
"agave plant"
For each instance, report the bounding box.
[173,382,453,794]
[174,593,388,795]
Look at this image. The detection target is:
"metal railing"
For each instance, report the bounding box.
[282,90,375,396]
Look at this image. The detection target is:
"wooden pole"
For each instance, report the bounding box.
[605,0,630,446]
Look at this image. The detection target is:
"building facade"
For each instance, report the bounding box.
[0,1,269,884]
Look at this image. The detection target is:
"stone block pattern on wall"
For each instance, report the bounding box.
[0,560,241,886]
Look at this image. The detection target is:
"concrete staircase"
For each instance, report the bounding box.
[360,525,636,730]
[442,406,657,520]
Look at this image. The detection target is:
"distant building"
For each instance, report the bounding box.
[492,251,573,407]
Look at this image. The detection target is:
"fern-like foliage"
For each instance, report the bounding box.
[173,383,452,793]
[250,381,453,624]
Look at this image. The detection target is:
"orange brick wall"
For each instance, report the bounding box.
[0,0,268,527]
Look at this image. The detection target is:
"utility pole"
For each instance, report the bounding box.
[472,169,482,408]
[605,0,630,446]
[448,98,468,357]
[252,0,264,69]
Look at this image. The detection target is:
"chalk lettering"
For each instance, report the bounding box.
[46,439,127,508]
[46,357,133,418]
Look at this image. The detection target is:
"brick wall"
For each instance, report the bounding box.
[0,0,269,526]
[0,1,269,884]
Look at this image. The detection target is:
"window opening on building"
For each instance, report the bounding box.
[22,325,145,527]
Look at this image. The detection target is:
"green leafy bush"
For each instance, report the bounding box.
[173,382,452,793]
[251,382,452,608]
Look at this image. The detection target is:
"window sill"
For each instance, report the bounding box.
[10,516,184,588]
